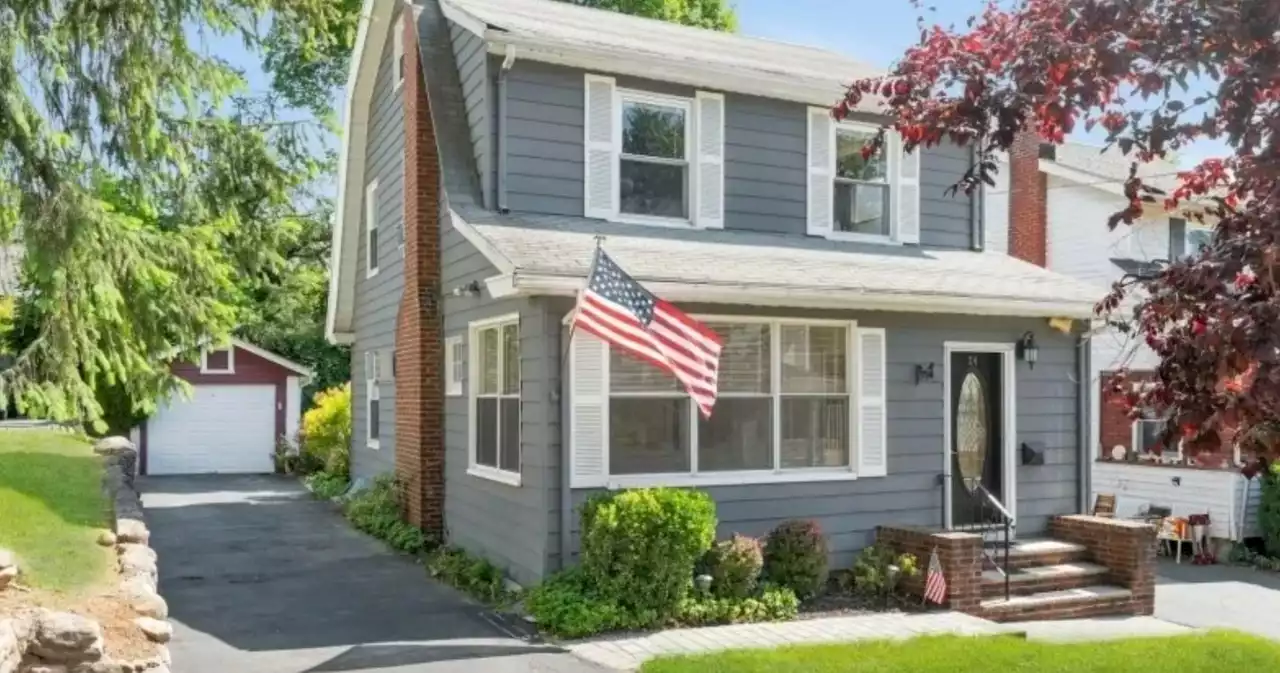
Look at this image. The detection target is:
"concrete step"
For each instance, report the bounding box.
[981,562,1109,598]
[997,538,1089,570]
[979,584,1134,623]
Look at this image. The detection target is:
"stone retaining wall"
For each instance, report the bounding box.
[0,436,172,673]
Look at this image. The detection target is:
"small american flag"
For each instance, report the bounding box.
[924,547,948,605]
[571,248,724,417]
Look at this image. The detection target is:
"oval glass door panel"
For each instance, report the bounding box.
[956,371,988,492]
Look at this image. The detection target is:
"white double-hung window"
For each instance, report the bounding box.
[807,110,920,244]
[568,317,888,488]
[469,314,521,485]
[583,75,724,228]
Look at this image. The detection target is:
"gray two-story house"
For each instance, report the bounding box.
[326,0,1108,600]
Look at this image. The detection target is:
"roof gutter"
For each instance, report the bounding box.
[489,272,1097,319]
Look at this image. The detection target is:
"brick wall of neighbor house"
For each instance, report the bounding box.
[396,11,445,534]
[1099,371,1137,458]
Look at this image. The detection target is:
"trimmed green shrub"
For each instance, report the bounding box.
[342,476,434,555]
[580,488,717,621]
[525,568,630,638]
[851,544,919,597]
[675,584,798,626]
[1260,463,1280,557]
[762,519,829,599]
[428,546,512,604]
[299,384,352,478]
[703,534,763,599]
[305,471,349,499]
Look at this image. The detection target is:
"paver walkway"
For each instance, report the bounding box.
[569,612,1004,671]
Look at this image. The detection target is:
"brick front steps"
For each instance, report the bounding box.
[880,516,1156,624]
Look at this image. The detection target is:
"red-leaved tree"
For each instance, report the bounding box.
[837,0,1280,466]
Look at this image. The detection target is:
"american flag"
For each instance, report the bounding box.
[571,248,724,417]
[924,547,948,605]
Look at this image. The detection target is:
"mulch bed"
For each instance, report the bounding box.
[798,592,928,620]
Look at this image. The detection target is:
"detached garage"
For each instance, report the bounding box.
[140,340,312,475]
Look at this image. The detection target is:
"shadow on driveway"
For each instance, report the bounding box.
[141,474,597,673]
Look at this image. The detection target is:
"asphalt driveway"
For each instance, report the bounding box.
[1156,558,1280,640]
[141,474,603,673]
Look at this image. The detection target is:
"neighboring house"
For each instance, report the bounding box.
[1030,140,1259,545]
[135,339,312,476]
[326,0,1108,593]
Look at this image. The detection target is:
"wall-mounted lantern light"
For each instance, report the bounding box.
[1017,331,1039,369]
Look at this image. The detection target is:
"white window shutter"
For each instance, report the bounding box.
[857,327,888,477]
[694,91,725,229]
[583,74,618,220]
[806,107,834,237]
[570,330,609,488]
[894,133,921,244]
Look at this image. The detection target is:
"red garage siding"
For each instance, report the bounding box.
[141,345,300,474]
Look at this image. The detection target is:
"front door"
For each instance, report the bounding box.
[949,351,1004,528]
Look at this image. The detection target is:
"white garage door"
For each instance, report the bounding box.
[148,385,277,475]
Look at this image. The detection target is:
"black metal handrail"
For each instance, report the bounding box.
[953,480,1015,602]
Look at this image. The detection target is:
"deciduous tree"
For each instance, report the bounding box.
[837,0,1280,462]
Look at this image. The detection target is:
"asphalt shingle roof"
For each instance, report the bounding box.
[453,207,1104,316]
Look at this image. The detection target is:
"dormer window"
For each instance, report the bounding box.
[201,346,235,374]
[619,94,690,220]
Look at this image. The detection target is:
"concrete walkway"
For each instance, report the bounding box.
[569,612,1004,671]
[142,474,603,673]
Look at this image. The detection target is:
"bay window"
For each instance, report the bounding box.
[575,317,885,487]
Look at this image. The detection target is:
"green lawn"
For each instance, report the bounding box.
[640,632,1280,673]
[0,429,112,592]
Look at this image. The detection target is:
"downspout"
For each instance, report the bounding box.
[496,44,516,213]
[971,144,985,251]
[1077,330,1092,513]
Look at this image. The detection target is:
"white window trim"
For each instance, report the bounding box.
[826,120,900,245]
[366,351,381,450]
[199,346,235,374]
[1184,222,1212,256]
[392,22,405,91]
[612,88,695,228]
[1132,415,1186,462]
[467,313,522,486]
[601,314,861,488]
[445,335,464,397]
[365,179,380,279]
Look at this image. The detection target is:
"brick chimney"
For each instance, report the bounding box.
[395,10,445,536]
[1008,132,1048,267]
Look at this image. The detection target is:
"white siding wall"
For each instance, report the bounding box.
[1045,176,1166,464]
[1093,462,1255,541]
[982,153,1009,255]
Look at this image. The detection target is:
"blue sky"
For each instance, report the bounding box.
[215,0,1223,169]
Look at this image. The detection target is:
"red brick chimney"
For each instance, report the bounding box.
[1008,132,1048,267]
[395,10,445,536]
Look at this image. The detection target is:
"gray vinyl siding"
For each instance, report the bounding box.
[919,142,979,250]
[545,308,1081,572]
[350,13,404,484]
[500,60,977,247]
[441,216,560,586]
[449,21,491,208]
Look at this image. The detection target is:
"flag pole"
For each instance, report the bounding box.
[558,235,604,571]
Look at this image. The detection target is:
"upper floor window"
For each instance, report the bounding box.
[619,93,690,221]
[392,20,405,90]
[583,74,724,229]
[808,110,920,244]
[1184,222,1212,257]
[365,180,379,278]
[201,346,234,374]
[834,125,890,237]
